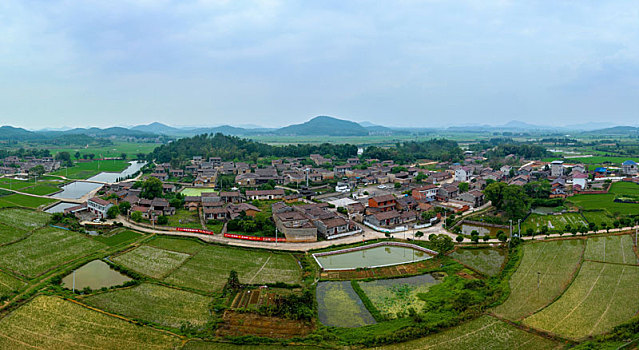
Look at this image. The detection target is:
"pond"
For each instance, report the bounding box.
[62,260,132,290]
[51,181,103,200]
[461,223,508,237]
[45,202,78,213]
[87,161,147,183]
[316,281,376,327]
[313,243,432,270]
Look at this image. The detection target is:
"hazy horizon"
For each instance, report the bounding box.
[1,1,638,129]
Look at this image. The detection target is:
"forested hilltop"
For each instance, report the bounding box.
[149,133,463,163]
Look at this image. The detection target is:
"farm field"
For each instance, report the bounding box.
[449,247,506,276]
[167,209,202,229]
[581,211,615,227]
[584,234,637,265]
[19,184,61,196]
[112,245,191,279]
[493,239,585,320]
[542,156,639,165]
[524,261,639,339]
[358,274,441,319]
[92,229,143,247]
[0,270,25,298]
[46,141,159,159]
[146,236,205,255]
[569,193,639,216]
[180,187,218,196]
[0,224,28,245]
[0,208,50,230]
[316,281,376,327]
[0,295,180,349]
[83,283,211,329]
[0,178,33,190]
[521,212,587,233]
[0,193,56,209]
[375,315,559,350]
[51,159,130,179]
[183,342,324,349]
[0,227,105,278]
[609,181,639,196]
[164,245,301,292]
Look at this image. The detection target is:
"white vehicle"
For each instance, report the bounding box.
[377,185,386,189]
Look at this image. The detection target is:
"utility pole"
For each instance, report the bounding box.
[537,271,541,289]
[275,227,278,247]
[72,270,76,293]
[509,219,513,248]
[518,219,521,237]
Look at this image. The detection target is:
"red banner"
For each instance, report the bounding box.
[176,227,215,235]
[224,233,286,242]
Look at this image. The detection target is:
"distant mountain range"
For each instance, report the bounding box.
[0,116,632,142]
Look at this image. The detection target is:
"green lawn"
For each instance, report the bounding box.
[92,229,143,247]
[584,234,638,265]
[180,188,218,196]
[449,247,506,276]
[112,245,191,279]
[493,239,585,320]
[524,261,639,340]
[19,184,61,195]
[0,194,56,209]
[609,181,639,196]
[0,178,33,190]
[581,210,615,227]
[521,212,587,233]
[568,182,639,217]
[376,315,559,350]
[0,295,180,349]
[51,159,130,179]
[164,245,301,292]
[0,227,105,278]
[167,209,202,229]
[83,283,211,329]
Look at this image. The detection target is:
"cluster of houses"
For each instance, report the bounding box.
[0,156,60,175]
[272,201,359,242]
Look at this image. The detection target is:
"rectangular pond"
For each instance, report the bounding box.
[51,181,103,200]
[316,281,376,327]
[45,202,79,213]
[313,243,435,270]
[62,260,132,290]
[86,161,147,183]
[359,274,442,319]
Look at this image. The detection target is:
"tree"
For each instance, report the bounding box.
[88,153,95,160]
[526,228,534,237]
[121,153,127,160]
[484,182,507,209]
[482,235,490,242]
[501,185,530,220]
[430,234,455,253]
[540,225,549,236]
[415,173,428,183]
[613,220,621,229]
[458,182,469,193]
[394,182,401,189]
[456,235,464,243]
[415,231,424,238]
[226,270,241,291]
[140,177,163,199]
[588,222,596,232]
[74,151,81,160]
[131,211,142,222]
[106,205,120,219]
[471,235,480,244]
[497,231,508,243]
[55,151,73,167]
[156,216,168,225]
[29,165,45,177]
[601,222,609,233]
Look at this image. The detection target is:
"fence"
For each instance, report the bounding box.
[176,227,215,235]
[363,221,407,233]
[223,233,286,242]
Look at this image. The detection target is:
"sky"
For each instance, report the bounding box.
[0,1,638,129]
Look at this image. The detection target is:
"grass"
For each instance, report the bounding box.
[0,227,106,278]
[449,247,506,276]
[83,283,211,329]
[0,295,180,349]
[568,182,639,217]
[0,178,33,190]
[19,184,61,196]
[51,159,131,179]
[146,236,205,255]
[0,208,50,230]
[180,188,219,196]
[493,239,585,320]
[584,234,638,265]
[358,274,441,319]
[0,224,28,245]
[46,141,159,159]
[92,229,143,247]
[164,245,301,292]
[609,181,639,196]
[542,156,639,165]
[521,212,587,233]
[316,280,376,327]
[167,209,202,229]
[581,211,615,227]
[0,270,25,298]
[524,261,639,340]
[0,193,56,209]
[112,245,191,279]
[375,315,559,350]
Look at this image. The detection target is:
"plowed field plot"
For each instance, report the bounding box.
[374,315,559,350]
[316,281,376,328]
[584,235,637,265]
[217,311,314,339]
[230,288,281,310]
[522,213,587,233]
[524,261,639,340]
[494,239,584,320]
[147,236,205,254]
[83,283,211,329]
[163,245,300,292]
[113,245,190,279]
[0,208,50,230]
[0,224,28,245]
[450,247,506,276]
[0,270,24,298]
[0,227,105,278]
[359,274,441,319]
[0,295,180,349]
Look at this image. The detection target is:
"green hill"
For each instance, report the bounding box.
[275,116,369,136]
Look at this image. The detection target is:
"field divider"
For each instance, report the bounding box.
[489,312,575,344]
